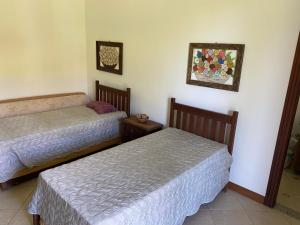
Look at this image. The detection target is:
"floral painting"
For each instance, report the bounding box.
[186,43,245,92]
[96,41,123,75]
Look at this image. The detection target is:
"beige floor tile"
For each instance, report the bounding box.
[21,194,33,210]
[246,210,292,225]
[286,215,300,225]
[210,210,253,225]
[236,194,270,212]
[184,210,214,225]
[0,192,27,211]
[278,170,300,213]
[206,191,243,211]
[8,210,32,225]
[278,196,300,212]
[0,179,37,210]
[0,210,18,225]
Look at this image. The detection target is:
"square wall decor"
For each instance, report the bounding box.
[96,41,123,75]
[186,43,245,92]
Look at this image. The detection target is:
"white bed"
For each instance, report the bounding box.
[28,128,231,225]
[0,106,126,183]
[28,98,238,225]
[0,81,131,187]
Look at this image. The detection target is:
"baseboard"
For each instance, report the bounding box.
[227,182,265,204]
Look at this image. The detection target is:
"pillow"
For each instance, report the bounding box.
[86,101,117,114]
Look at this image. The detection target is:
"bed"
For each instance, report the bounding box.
[28,98,238,225]
[0,81,130,189]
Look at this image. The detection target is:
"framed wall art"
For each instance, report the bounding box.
[186,43,245,92]
[96,41,123,75]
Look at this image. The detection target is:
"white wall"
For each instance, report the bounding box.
[0,0,87,100]
[86,0,300,195]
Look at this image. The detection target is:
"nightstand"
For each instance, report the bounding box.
[121,116,163,142]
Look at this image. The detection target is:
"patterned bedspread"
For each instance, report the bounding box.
[28,128,232,225]
[0,106,126,182]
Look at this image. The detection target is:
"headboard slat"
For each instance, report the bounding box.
[112,92,116,108]
[118,96,121,111]
[195,116,203,137]
[211,120,218,140]
[110,92,113,105]
[122,96,125,112]
[95,80,130,116]
[107,91,110,104]
[203,118,210,139]
[169,98,238,154]
[176,110,181,129]
[188,114,195,133]
[182,111,188,131]
[218,122,226,143]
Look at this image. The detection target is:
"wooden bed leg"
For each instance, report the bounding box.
[0,183,4,191]
[0,182,10,191]
[33,214,40,225]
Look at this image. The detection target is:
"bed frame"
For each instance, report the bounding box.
[169,98,238,154]
[0,81,130,190]
[96,80,131,116]
[32,97,238,225]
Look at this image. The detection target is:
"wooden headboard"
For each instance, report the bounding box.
[96,80,131,116]
[169,98,238,154]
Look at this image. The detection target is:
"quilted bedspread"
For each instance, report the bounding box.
[28,128,232,225]
[0,106,126,182]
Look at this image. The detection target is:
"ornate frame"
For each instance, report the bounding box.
[96,41,123,75]
[186,43,245,92]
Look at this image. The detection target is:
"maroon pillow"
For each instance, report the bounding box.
[86,101,117,114]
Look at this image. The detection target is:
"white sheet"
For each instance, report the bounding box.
[0,106,126,182]
[28,128,232,225]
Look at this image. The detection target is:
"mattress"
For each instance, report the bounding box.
[28,128,232,225]
[0,106,127,183]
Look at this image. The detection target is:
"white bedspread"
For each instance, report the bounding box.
[28,128,232,225]
[0,106,126,183]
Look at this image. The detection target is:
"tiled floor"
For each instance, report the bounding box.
[0,179,36,225]
[0,178,299,225]
[184,190,300,225]
[277,170,300,217]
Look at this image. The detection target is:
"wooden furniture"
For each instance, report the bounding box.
[96,80,130,116]
[169,98,238,154]
[0,80,130,190]
[121,116,163,142]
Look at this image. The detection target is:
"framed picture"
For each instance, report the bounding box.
[96,41,123,75]
[186,43,245,92]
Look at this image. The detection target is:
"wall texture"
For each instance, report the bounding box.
[85,0,300,195]
[0,0,87,100]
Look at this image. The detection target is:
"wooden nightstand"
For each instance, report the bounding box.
[121,116,163,142]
